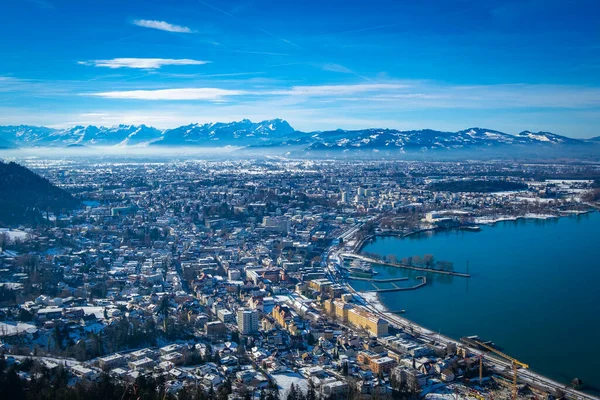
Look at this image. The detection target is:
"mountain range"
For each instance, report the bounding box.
[0,119,598,155]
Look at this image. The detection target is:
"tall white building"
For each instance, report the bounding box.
[340,191,348,203]
[237,308,259,334]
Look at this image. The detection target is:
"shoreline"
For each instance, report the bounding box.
[357,209,596,251]
[351,210,600,398]
[354,288,599,399]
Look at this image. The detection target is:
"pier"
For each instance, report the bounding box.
[366,276,427,292]
[341,253,471,278]
[346,276,409,283]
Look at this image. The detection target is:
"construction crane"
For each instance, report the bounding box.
[469,339,528,400]
[476,353,485,384]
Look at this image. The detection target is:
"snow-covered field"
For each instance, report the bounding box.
[11,354,81,367]
[516,197,556,203]
[78,306,108,319]
[490,190,527,196]
[473,213,557,225]
[272,372,309,397]
[0,321,38,337]
[0,229,32,242]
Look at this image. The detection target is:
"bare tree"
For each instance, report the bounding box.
[412,256,422,267]
[423,254,435,268]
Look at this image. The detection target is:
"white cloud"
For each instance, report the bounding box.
[87,88,245,100]
[82,82,600,109]
[132,19,193,33]
[78,58,209,70]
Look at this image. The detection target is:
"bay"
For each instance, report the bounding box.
[355,212,600,391]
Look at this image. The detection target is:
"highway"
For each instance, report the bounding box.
[325,222,598,400]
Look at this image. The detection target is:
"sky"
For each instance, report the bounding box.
[1,0,599,137]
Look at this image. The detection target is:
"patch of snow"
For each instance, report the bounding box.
[473,213,557,225]
[527,133,551,142]
[273,372,309,398]
[0,229,32,242]
[78,306,108,319]
[0,322,38,337]
[357,292,388,313]
[516,197,555,203]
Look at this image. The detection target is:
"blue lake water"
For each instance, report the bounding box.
[356,212,600,391]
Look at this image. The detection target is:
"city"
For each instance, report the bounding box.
[0,159,598,400]
[1,0,600,398]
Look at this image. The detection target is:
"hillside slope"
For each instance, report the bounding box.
[0,161,79,226]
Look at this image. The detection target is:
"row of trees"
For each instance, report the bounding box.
[399,255,454,271]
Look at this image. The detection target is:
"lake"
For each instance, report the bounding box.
[355,212,600,391]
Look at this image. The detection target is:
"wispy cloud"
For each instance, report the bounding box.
[132,19,193,33]
[322,63,353,74]
[78,58,209,70]
[198,0,303,50]
[84,83,411,101]
[272,83,410,96]
[159,71,265,78]
[87,88,245,100]
[218,49,290,56]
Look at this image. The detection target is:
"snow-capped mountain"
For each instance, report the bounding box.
[157,118,296,146]
[0,119,297,148]
[0,121,597,156]
[0,124,163,147]
[515,130,582,145]
[303,127,591,151]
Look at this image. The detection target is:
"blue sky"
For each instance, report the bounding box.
[1,0,599,137]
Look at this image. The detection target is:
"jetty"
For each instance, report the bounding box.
[367,276,427,293]
[341,253,471,278]
[346,276,409,283]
